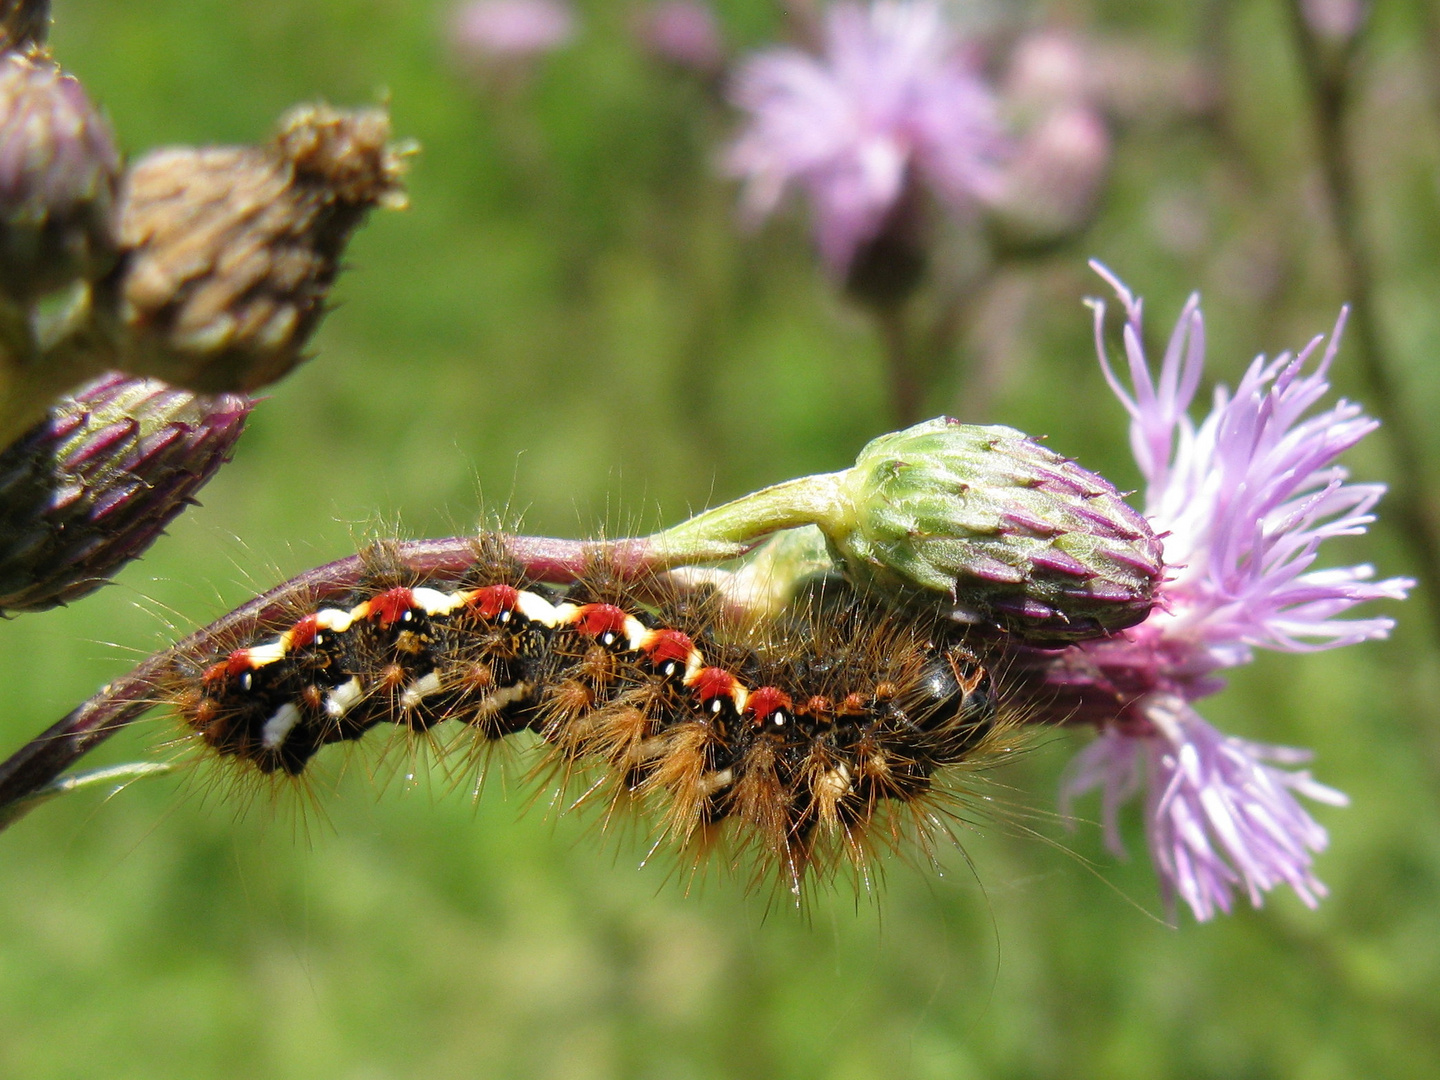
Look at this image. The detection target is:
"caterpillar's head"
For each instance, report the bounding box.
[911,644,997,760]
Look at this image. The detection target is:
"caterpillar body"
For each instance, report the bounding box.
[165,550,1016,892]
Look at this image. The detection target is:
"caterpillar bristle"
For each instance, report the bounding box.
[155,542,1030,902]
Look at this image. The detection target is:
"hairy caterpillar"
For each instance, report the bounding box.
[158,540,1020,894]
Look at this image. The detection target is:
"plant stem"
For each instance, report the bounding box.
[1284,0,1440,638]
[876,303,925,428]
[0,531,759,828]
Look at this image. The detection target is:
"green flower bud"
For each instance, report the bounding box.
[0,49,120,302]
[115,102,409,393]
[832,418,1162,641]
[0,372,249,613]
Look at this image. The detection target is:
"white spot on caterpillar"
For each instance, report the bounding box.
[261,702,302,749]
[411,587,465,617]
[698,768,733,796]
[315,607,354,633]
[324,677,364,719]
[517,592,562,627]
[246,641,287,667]
[816,763,852,798]
[400,671,444,711]
[250,642,289,668]
[472,682,530,717]
[622,615,648,651]
[547,600,579,628]
[240,672,253,692]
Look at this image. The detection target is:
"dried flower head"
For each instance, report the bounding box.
[0,372,249,613]
[1045,266,1412,920]
[0,0,49,54]
[114,103,408,394]
[726,0,1007,278]
[0,49,119,302]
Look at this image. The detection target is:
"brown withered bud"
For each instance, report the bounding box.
[0,49,120,302]
[0,371,249,613]
[114,103,409,393]
[0,0,49,53]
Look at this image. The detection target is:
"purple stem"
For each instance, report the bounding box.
[0,532,754,825]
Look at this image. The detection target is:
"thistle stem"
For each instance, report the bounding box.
[876,303,925,428]
[0,531,761,827]
[648,471,850,553]
[1284,0,1440,639]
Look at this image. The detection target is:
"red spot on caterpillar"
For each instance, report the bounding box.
[368,587,416,626]
[470,584,519,619]
[643,628,694,666]
[201,661,230,686]
[287,614,320,650]
[802,695,834,719]
[745,686,792,722]
[575,604,628,640]
[693,667,736,702]
[224,650,253,679]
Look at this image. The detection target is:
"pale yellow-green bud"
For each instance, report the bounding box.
[832,418,1162,640]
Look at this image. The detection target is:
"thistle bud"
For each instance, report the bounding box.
[115,103,408,393]
[0,372,249,613]
[831,418,1162,641]
[0,49,120,302]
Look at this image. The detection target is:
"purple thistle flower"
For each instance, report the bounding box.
[1300,0,1368,45]
[1052,264,1412,921]
[451,0,576,60]
[637,1,725,74]
[725,0,1007,276]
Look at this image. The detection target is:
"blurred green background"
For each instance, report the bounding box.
[1,0,1436,1076]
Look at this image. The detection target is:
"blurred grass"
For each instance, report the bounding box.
[0,0,1436,1077]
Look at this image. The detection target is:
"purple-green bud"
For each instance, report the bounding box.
[0,49,120,302]
[832,417,1162,642]
[0,372,249,613]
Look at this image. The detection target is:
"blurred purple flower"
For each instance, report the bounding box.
[451,0,576,59]
[985,104,1110,245]
[637,1,724,74]
[725,0,1007,276]
[1053,265,1412,921]
[983,29,1111,244]
[1300,0,1368,44]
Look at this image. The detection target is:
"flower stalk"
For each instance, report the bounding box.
[0,531,758,824]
